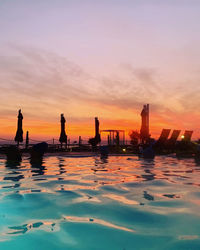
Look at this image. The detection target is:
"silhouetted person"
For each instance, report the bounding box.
[59,114,67,148]
[15,109,23,146]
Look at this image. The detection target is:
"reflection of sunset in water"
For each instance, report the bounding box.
[1,155,200,249]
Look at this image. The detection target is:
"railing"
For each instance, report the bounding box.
[0,136,131,148]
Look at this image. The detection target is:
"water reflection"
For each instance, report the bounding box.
[194,156,200,166]
[140,158,155,181]
[94,156,109,166]
[29,154,46,178]
[1,155,200,189]
[3,173,24,183]
[58,158,66,175]
[100,154,109,164]
[5,159,21,169]
[1,155,200,248]
[4,160,24,184]
[143,191,154,201]
[31,163,46,176]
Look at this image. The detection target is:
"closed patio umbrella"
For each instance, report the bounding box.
[25,131,29,149]
[14,109,23,146]
[59,114,67,147]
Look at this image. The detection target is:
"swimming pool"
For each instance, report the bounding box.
[0,155,200,249]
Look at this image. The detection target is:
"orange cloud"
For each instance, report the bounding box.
[1,46,200,142]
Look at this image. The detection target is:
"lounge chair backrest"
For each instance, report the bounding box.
[168,130,181,143]
[158,129,171,143]
[183,130,193,142]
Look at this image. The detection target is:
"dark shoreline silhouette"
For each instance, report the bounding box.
[0,105,199,160]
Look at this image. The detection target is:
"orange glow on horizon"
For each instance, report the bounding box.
[1,111,200,142]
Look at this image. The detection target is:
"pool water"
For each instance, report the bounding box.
[0,155,200,250]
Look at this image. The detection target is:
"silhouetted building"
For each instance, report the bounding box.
[140,104,150,143]
[88,117,101,149]
[14,109,23,146]
[59,114,67,147]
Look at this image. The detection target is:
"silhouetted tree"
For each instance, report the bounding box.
[129,130,140,145]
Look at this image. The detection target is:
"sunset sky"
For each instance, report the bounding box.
[0,0,200,141]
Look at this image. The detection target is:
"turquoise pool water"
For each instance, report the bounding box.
[0,155,200,249]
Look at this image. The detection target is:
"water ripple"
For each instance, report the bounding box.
[0,155,200,249]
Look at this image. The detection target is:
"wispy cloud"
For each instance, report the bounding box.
[0,45,200,138]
